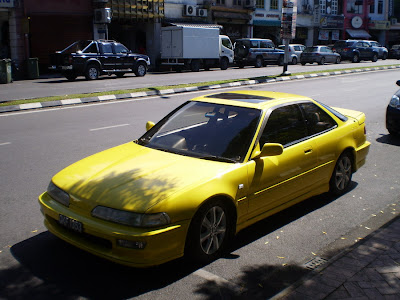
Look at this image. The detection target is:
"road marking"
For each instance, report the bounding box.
[89,124,130,131]
[193,269,244,294]
[0,142,11,146]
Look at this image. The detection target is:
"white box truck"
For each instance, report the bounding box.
[161,26,234,72]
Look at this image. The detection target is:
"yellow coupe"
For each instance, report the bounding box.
[39,90,370,267]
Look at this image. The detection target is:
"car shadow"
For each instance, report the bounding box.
[6,185,357,299]
[376,133,400,146]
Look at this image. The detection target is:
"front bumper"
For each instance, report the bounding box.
[39,192,190,268]
[386,105,400,134]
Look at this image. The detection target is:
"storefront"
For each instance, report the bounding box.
[253,13,281,44]
[317,15,344,45]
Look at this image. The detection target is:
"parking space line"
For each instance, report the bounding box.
[89,124,130,131]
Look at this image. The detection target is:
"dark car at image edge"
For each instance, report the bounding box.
[332,40,378,63]
[386,80,400,136]
[49,40,151,81]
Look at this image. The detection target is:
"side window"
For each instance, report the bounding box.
[83,43,98,54]
[222,38,232,49]
[114,43,129,54]
[355,42,362,48]
[260,105,307,147]
[251,40,259,48]
[260,41,268,48]
[293,46,300,51]
[101,43,113,54]
[266,42,274,49]
[299,102,337,135]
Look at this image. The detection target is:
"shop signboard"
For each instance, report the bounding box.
[320,15,345,29]
[281,0,297,39]
[0,0,14,8]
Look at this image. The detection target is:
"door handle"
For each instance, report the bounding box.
[304,147,313,154]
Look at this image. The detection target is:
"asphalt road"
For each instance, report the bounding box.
[1,59,400,102]
[0,69,399,299]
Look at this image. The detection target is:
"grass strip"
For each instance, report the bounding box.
[2,64,399,107]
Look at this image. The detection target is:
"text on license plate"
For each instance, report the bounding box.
[59,214,83,233]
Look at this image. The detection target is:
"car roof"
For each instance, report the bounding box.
[236,38,272,41]
[191,90,313,110]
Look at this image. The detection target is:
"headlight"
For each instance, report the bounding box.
[47,181,70,206]
[389,94,400,109]
[91,206,171,228]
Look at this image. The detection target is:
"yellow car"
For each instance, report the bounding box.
[38,90,370,267]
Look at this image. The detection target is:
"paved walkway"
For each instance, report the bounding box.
[273,216,400,299]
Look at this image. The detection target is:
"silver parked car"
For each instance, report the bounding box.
[278,44,306,65]
[301,46,341,65]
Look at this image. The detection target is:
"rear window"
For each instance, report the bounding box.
[334,41,355,48]
[304,47,319,53]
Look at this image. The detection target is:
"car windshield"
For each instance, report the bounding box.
[304,47,319,53]
[61,41,92,54]
[138,101,261,163]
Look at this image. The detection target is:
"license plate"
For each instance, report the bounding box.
[59,214,83,233]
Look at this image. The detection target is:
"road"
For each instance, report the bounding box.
[0,59,399,101]
[0,69,399,299]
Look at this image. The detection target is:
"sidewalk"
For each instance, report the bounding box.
[273,215,400,299]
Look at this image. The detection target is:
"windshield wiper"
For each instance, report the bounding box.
[199,155,237,163]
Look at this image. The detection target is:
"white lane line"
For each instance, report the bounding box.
[193,269,244,294]
[89,123,130,132]
[0,142,11,146]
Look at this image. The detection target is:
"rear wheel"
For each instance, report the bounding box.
[64,72,77,81]
[329,152,353,196]
[291,57,297,65]
[352,53,360,63]
[318,57,326,65]
[85,64,100,80]
[255,56,263,68]
[186,199,234,264]
[382,52,388,60]
[335,56,341,64]
[371,53,378,62]
[134,62,147,76]
[191,60,200,72]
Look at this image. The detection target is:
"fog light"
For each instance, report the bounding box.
[117,239,147,249]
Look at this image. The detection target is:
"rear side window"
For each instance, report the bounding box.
[299,103,337,135]
[260,105,307,147]
[250,40,259,48]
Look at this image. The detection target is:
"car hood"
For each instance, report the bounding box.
[52,142,232,213]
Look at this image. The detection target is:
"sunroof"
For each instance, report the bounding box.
[205,93,273,103]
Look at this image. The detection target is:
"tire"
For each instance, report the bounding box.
[382,52,387,60]
[116,72,125,78]
[186,199,234,264]
[318,57,326,65]
[278,55,284,66]
[220,57,229,70]
[335,56,341,64]
[191,60,200,72]
[291,57,297,65]
[134,62,147,77]
[64,72,77,81]
[372,53,378,62]
[85,64,100,80]
[352,54,360,63]
[255,56,263,68]
[329,152,353,196]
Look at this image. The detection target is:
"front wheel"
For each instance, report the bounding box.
[318,57,326,65]
[329,152,353,196]
[335,56,341,64]
[371,53,378,62]
[85,64,100,80]
[382,52,388,60]
[220,57,229,70]
[255,56,263,68]
[291,57,297,65]
[134,62,147,77]
[186,200,233,264]
[352,54,360,63]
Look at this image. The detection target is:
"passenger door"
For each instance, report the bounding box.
[246,104,318,218]
[99,42,116,70]
[113,43,130,70]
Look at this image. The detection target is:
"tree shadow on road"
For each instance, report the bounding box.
[4,187,357,300]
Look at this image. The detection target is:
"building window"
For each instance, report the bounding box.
[370,0,375,13]
[216,0,225,4]
[378,0,383,13]
[330,0,338,14]
[233,0,242,4]
[320,0,326,14]
[270,0,278,10]
[256,0,265,8]
[347,0,363,14]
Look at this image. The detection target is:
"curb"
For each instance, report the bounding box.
[1,65,400,114]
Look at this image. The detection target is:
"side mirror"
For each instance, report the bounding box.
[146,121,155,131]
[251,143,283,159]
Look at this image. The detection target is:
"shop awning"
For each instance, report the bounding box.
[253,19,281,26]
[346,29,371,39]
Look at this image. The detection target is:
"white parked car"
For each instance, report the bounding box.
[278,44,306,64]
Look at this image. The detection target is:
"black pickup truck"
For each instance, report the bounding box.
[49,40,151,81]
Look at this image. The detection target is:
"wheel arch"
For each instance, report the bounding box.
[84,58,102,70]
